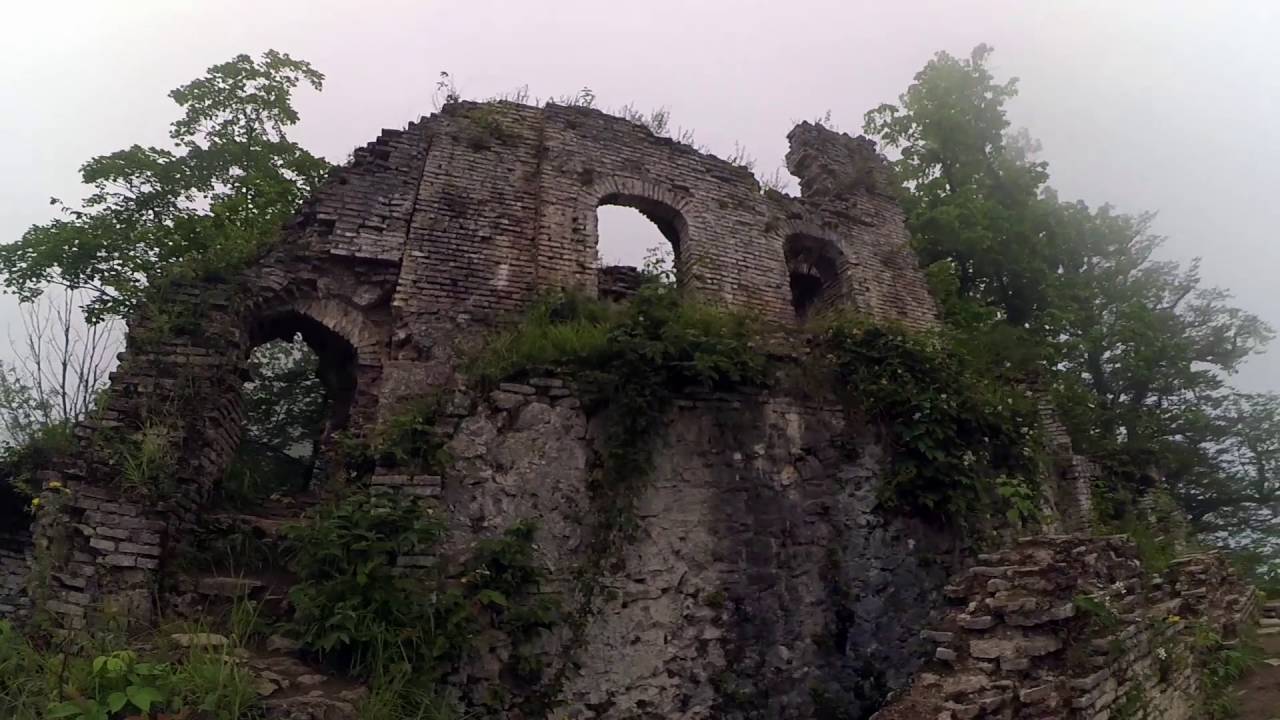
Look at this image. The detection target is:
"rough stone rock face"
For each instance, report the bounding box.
[438,381,958,718]
[872,537,1258,720]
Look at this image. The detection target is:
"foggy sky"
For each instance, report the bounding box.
[2,0,1277,392]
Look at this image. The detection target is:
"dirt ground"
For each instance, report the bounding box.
[1236,630,1280,720]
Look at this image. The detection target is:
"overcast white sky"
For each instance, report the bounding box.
[1,0,1277,392]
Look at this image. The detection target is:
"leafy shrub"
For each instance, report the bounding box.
[814,315,1043,528]
[1196,624,1262,719]
[463,521,559,684]
[46,650,169,719]
[284,492,449,676]
[372,396,451,473]
[470,291,617,386]
[0,422,75,499]
[285,491,557,692]
[0,620,258,720]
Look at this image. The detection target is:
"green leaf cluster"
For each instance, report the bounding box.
[865,44,1278,556]
[0,620,258,720]
[815,316,1042,528]
[283,492,558,698]
[1,50,330,322]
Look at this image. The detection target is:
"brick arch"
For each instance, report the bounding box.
[585,175,696,293]
[246,297,382,367]
[768,219,857,321]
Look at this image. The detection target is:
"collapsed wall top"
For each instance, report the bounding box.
[300,100,939,345]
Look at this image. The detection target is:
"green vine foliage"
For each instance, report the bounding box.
[1195,623,1262,720]
[0,621,258,720]
[473,280,767,538]
[283,491,450,676]
[283,491,558,701]
[372,395,451,473]
[814,315,1044,529]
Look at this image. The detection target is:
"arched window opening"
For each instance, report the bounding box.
[595,193,687,300]
[785,234,845,321]
[220,312,358,509]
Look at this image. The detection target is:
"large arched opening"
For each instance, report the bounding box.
[595,192,688,299]
[216,309,360,510]
[784,233,847,321]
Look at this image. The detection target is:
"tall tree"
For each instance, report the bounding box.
[0,50,330,322]
[1,51,334,497]
[864,45,1276,550]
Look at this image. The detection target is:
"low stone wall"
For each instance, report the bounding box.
[0,482,33,619]
[873,536,1257,720]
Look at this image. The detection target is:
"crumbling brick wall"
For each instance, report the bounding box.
[25,101,946,628]
[872,537,1258,720]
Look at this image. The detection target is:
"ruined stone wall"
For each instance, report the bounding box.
[435,379,960,718]
[1036,398,1096,535]
[10,97,1134,720]
[24,101,943,630]
[0,493,31,619]
[873,537,1258,720]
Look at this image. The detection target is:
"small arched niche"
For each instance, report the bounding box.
[785,233,847,321]
[595,193,688,299]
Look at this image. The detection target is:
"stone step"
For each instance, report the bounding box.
[172,573,295,622]
[1263,600,1280,619]
[244,643,365,719]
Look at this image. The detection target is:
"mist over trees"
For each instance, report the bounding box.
[865,44,1278,572]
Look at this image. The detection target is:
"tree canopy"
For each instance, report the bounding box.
[865,44,1278,568]
[1,51,334,503]
[0,50,329,322]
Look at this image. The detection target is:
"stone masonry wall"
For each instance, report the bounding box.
[872,537,1257,720]
[0,491,32,619]
[431,379,961,718]
[26,100,941,630]
[12,96,1121,720]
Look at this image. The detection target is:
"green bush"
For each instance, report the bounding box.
[814,315,1043,528]
[0,620,259,720]
[284,491,558,695]
[372,396,451,473]
[1195,624,1262,719]
[284,492,450,676]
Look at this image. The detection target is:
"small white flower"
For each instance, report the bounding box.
[1156,647,1168,661]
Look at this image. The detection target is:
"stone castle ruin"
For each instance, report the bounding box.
[0,101,1262,719]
